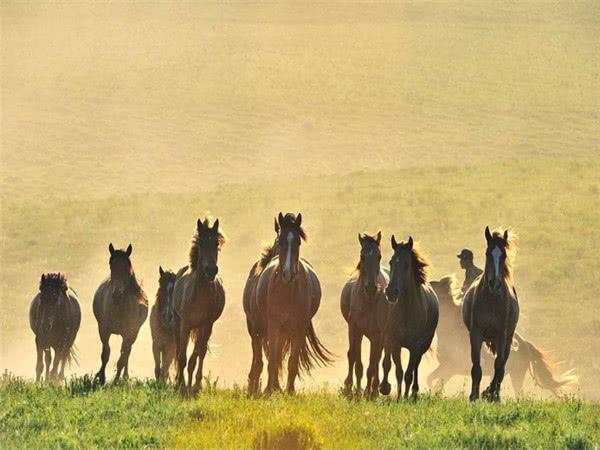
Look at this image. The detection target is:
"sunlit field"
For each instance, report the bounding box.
[1,1,599,448]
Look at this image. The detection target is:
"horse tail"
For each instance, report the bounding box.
[298,322,334,375]
[515,333,577,394]
[64,344,80,368]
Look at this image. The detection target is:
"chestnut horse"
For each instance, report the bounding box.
[429,275,576,396]
[380,236,439,400]
[93,244,148,384]
[173,218,225,394]
[340,231,390,397]
[463,226,519,402]
[245,213,332,394]
[150,265,188,381]
[29,273,81,381]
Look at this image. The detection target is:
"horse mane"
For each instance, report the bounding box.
[189,216,227,270]
[40,273,68,292]
[410,244,431,285]
[280,213,307,241]
[490,227,517,285]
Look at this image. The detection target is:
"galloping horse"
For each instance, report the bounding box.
[172,218,225,394]
[340,231,390,397]
[245,213,332,394]
[29,273,81,381]
[380,236,438,400]
[150,265,188,381]
[463,226,519,402]
[93,244,148,384]
[429,275,576,396]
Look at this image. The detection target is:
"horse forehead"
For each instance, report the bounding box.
[491,246,503,259]
[287,231,294,243]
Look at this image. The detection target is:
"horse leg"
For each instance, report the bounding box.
[265,327,283,394]
[469,329,483,402]
[35,338,44,382]
[115,335,134,382]
[59,347,69,380]
[95,328,110,385]
[193,326,211,394]
[176,326,191,391]
[379,346,392,396]
[248,333,264,395]
[366,338,383,400]
[153,341,162,381]
[392,347,403,401]
[344,326,357,393]
[354,333,364,393]
[286,334,301,394]
[411,351,425,399]
[163,343,176,381]
[488,337,511,402]
[50,346,62,380]
[44,349,52,381]
[509,360,526,397]
[404,350,417,400]
[187,335,199,393]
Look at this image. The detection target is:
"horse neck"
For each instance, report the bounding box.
[399,278,423,314]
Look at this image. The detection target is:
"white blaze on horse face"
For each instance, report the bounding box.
[284,232,293,273]
[491,246,502,279]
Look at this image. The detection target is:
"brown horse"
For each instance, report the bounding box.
[463,226,519,402]
[428,275,576,396]
[380,236,439,400]
[173,217,226,394]
[245,213,332,394]
[150,265,188,381]
[340,231,390,397]
[93,244,148,385]
[29,273,81,382]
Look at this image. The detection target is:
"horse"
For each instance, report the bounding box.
[172,217,226,394]
[428,275,576,396]
[379,236,439,400]
[93,243,148,385]
[463,226,518,402]
[29,273,81,382]
[245,212,333,395]
[340,231,390,398]
[150,265,188,381]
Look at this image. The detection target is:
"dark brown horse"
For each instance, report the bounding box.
[380,236,439,399]
[463,226,519,402]
[173,218,225,394]
[150,265,188,381]
[244,213,332,394]
[428,275,576,396]
[29,273,81,382]
[93,244,148,385]
[340,231,390,397]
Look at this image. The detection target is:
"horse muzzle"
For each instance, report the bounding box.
[385,286,399,303]
[202,266,219,282]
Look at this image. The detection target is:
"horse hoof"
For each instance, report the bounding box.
[94,373,106,386]
[379,382,391,396]
[469,393,479,402]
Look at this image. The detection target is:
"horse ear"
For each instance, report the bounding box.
[212,218,219,231]
[296,213,302,227]
[159,266,164,277]
[485,226,492,243]
[126,244,132,256]
[197,219,202,231]
[503,229,509,241]
[278,212,284,226]
[274,217,280,233]
[376,230,382,245]
[41,274,45,284]
[391,235,398,250]
[109,243,115,256]
[407,236,414,250]
[358,233,363,245]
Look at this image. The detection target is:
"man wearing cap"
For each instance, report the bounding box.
[457,248,483,294]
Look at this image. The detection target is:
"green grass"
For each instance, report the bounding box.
[0,376,599,449]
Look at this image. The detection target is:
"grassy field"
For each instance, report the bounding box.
[1,376,599,449]
[1,1,599,443]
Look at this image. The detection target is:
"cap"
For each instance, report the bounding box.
[457,249,474,259]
